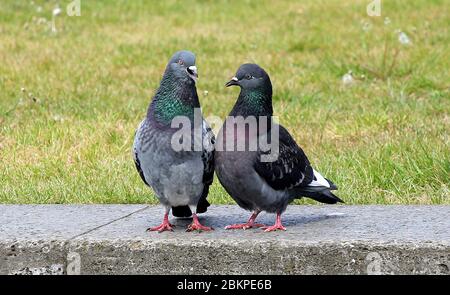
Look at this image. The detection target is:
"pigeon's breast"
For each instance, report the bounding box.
[215,150,288,213]
[134,120,204,206]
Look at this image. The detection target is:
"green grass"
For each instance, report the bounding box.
[0,0,448,204]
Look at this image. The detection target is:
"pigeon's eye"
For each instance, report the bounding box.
[245,74,253,80]
[178,60,184,65]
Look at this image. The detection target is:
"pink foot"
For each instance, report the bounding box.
[186,214,213,232]
[262,213,286,232]
[262,224,286,232]
[225,211,264,230]
[147,212,174,233]
[225,223,265,230]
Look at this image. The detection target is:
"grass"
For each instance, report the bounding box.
[0,0,448,205]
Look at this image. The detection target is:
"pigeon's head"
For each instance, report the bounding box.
[166,50,198,83]
[225,63,272,92]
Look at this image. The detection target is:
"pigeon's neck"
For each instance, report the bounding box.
[148,74,200,126]
[230,89,273,118]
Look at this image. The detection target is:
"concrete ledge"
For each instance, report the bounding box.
[0,205,449,274]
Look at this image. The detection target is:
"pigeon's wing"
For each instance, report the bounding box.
[255,125,343,204]
[133,121,149,187]
[254,125,314,190]
[133,150,149,187]
[197,119,215,213]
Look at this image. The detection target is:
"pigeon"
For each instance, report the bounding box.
[133,50,215,232]
[215,63,343,232]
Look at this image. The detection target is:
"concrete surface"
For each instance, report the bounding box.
[0,205,449,275]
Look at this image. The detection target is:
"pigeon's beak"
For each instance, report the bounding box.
[225,77,239,87]
[187,66,198,82]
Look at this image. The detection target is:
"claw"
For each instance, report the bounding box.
[225,211,263,230]
[147,223,174,233]
[262,224,286,232]
[225,223,265,230]
[186,214,213,232]
[147,212,174,233]
[262,212,286,232]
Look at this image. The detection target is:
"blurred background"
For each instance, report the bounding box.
[0,0,448,204]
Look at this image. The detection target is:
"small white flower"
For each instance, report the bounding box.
[203,90,209,96]
[53,7,62,17]
[20,87,26,92]
[53,115,64,122]
[398,31,411,45]
[37,17,47,25]
[342,71,354,86]
[384,17,391,25]
[361,20,371,32]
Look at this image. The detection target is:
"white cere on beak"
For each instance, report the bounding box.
[188,65,197,74]
[231,77,238,81]
[187,66,198,82]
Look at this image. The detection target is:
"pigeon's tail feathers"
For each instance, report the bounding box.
[196,195,210,214]
[302,189,344,204]
[171,187,211,218]
[171,206,192,218]
[325,178,338,190]
[296,169,343,204]
[308,169,334,188]
[196,185,211,214]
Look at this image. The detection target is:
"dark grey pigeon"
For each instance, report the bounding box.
[215,63,343,232]
[133,50,215,232]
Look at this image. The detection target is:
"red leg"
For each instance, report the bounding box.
[186,213,213,232]
[147,212,174,233]
[262,212,286,232]
[225,211,266,230]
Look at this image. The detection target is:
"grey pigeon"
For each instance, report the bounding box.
[133,50,215,232]
[215,63,343,232]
